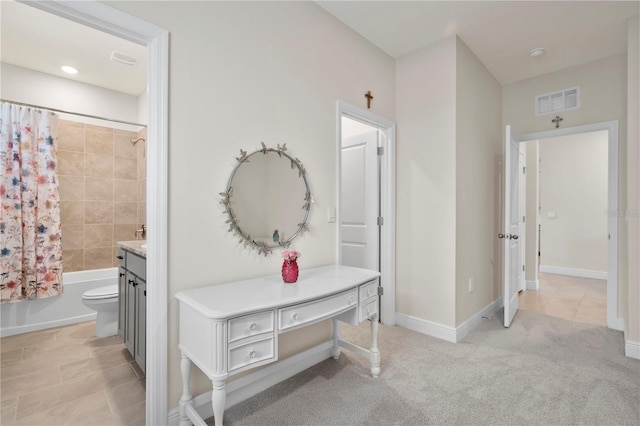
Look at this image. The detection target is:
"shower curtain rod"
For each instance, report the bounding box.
[1,99,147,128]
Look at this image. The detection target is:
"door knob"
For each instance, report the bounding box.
[510,234,519,240]
[498,234,505,239]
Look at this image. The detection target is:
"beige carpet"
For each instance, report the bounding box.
[210,310,639,425]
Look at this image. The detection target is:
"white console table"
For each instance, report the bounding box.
[175,264,381,426]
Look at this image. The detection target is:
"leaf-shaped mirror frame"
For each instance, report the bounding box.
[220,143,311,256]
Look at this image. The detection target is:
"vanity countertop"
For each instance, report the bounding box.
[118,240,147,257]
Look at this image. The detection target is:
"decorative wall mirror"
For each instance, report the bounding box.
[220,142,311,256]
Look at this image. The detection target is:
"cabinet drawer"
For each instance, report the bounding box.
[228,311,274,344]
[278,289,357,332]
[126,251,146,279]
[116,248,126,267]
[359,280,378,302]
[228,335,275,372]
[359,298,378,322]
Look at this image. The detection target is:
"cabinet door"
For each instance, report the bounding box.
[118,267,127,341]
[125,272,137,356]
[135,278,146,374]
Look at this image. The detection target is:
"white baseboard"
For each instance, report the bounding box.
[168,341,335,425]
[396,298,503,344]
[395,313,457,343]
[455,298,503,342]
[624,328,640,359]
[526,279,539,291]
[0,313,96,338]
[610,317,625,332]
[539,265,607,280]
[625,339,640,359]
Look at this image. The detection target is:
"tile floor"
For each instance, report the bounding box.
[518,271,607,326]
[0,321,145,425]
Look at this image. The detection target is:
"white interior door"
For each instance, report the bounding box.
[518,149,527,292]
[340,129,379,272]
[503,125,520,327]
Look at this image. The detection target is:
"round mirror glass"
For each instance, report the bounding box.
[222,145,310,255]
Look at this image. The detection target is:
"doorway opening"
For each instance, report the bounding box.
[336,101,396,325]
[17,2,170,424]
[505,121,620,330]
[519,131,609,327]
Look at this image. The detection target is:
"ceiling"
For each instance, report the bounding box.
[1,1,637,96]
[0,0,147,96]
[316,0,638,85]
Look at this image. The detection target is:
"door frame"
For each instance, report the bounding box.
[336,101,396,325]
[513,121,620,330]
[26,1,170,424]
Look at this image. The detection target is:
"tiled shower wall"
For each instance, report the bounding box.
[58,120,146,272]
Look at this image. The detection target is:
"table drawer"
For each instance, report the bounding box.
[359,298,378,322]
[228,335,275,372]
[228,311,274,344]
[359,280,378,302]
[279,289,358,332]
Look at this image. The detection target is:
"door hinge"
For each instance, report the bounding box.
[523,215,526,223]
[377,216,384,226]
[523,166,526,174]
[377,147,384,156]
[522,265,525,272]
[378,286,384,296]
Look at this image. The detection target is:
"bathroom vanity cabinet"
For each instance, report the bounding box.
[117,244,146,374]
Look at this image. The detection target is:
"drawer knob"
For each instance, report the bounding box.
[249,322,257,331]
[248,349,257,359]
[291,312,300,321]
[367,288,374,297]
[347,296,355,305]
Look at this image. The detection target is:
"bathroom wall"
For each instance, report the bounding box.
[58,119,145,272]
[1,63,146,273]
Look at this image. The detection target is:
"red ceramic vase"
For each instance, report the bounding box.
[282,259,299,283]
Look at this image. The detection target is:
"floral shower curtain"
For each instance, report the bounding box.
[1,102,63,303]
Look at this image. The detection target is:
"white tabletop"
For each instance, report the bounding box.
[175,264,380,319]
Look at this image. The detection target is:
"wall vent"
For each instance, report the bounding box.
[110,51,139,66]
[535,86,580,116]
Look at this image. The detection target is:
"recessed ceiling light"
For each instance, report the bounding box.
[529,48,545,58]
[61,65,78,74]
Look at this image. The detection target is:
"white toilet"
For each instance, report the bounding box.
[82,285,119,337]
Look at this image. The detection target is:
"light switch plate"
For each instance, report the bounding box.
[327,207,336,223]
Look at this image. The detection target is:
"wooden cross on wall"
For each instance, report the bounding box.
[552,115,563,128]
[365,91,374,109]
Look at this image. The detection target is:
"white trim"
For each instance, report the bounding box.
[24,2,170,425]
[526,279,540,291]
[336,101,397,326]
[0,313,96,338]
[455,298,503,342]
[168,342,335,425]
[514,121,619,330]
[625,339,640,359]
[395,313,457,343]
[396,298,503,344]
[539,265,608,280]
[612,317,625,332]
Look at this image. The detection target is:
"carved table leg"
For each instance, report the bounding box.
[370,313,380,378]
[179,352,193,426]
[212,378,227,426]
[331,318,342,359]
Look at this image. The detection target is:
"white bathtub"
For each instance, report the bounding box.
[0,268,118,337]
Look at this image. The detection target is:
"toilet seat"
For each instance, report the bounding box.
[83,284,118,300]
